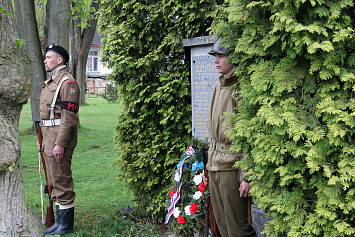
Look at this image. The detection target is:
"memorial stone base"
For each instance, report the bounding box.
[252,204,272,237]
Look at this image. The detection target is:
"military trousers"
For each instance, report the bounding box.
[44,147,75,205]
[209,170,256,237]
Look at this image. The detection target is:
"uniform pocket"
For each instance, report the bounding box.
[42,126,59,155]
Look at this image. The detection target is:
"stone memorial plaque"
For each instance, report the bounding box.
[183,36,219,140]
[191,55,219,140]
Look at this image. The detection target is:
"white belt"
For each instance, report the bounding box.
[42,119,61,127]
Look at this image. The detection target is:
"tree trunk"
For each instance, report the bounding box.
[45,0,71,50]
[71,0,100,105]
[0,0,41,235]
[14,0,46,122]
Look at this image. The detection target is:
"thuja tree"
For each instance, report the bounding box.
[211,0,354,236]
[98,0,218,217]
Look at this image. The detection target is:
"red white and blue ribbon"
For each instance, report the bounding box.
[164,145,195,225]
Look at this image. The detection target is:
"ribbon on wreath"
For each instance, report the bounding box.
[164,145,195,225]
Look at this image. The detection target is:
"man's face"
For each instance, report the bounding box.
[44,51,61,72]
[214,53,235,78]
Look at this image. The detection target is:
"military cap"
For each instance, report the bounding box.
[208,38,230,56]
[46,44,69,64]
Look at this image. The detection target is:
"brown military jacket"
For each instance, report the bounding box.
[40,66,80,155]
[207,75,243,171]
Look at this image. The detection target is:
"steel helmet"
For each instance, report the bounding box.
[208,38,229,56]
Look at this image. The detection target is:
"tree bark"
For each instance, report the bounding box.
[45,0,71,50]
[14,0,46,122]
[0,0,41,235]
[71,0,100,105]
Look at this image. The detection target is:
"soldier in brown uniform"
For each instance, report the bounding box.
[40,45,79,236]
[203,39,256,237]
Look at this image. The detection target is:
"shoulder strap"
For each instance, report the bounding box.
[50,76,69,121]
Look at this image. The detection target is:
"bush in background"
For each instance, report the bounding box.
[98,0,220,218]
[101,82,119,103]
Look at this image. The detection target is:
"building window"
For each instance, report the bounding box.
[87,51,99,72]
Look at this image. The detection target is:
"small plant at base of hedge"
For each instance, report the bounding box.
[99,204,164,236]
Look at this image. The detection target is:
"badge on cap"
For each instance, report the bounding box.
[70,88,75,94]
[49,45,53,48]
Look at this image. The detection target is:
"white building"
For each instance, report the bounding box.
[86,31,112,95]
[87,31,112,78]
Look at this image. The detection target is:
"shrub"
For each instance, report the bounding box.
[212,1,354,236]
[101,82,119,103]
[98,0,219,218]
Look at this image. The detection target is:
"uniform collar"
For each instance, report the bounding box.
[45,65,67,85]
[219,74,238,87]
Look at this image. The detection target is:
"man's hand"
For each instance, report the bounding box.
[202,169,208,185]
[53,145,64,163]
[239,181,251,198]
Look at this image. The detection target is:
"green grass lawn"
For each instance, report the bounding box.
[20,99,165,236]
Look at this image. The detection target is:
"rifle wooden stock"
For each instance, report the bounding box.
[35,121,55,229]
[204,192,209,237]
[248,197,252,225]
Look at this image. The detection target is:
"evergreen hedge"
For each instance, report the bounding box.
[211,0,354,236]
[98,0,218,217]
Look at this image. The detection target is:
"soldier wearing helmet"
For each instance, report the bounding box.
[203,38,256,237]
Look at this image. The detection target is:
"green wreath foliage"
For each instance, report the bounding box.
[211,0,354,236]
[98,0,218,218]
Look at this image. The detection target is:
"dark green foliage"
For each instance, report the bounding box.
[212,0,354,236]
[98,0,218,218]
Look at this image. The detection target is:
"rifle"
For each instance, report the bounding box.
[201,145,221,237]
[248,197,252,225]
[35,121,55,229]
[204,191,210,237]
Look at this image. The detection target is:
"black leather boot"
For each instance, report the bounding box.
[46,207,74,236]
[43,205,61,234]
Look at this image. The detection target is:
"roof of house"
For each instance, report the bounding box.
[92,31,103,46]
